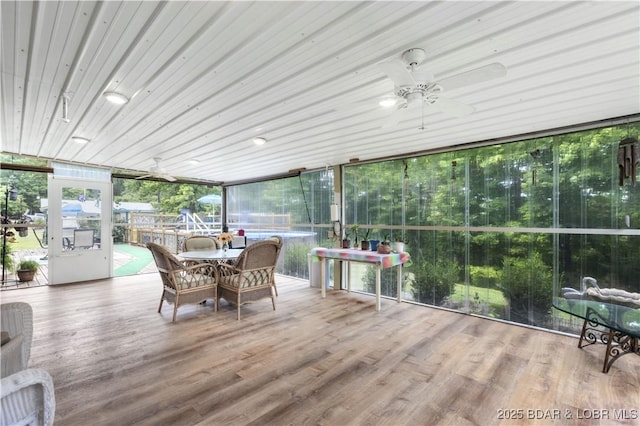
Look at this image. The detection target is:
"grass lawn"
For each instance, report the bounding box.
[450,283,507,318]
[3,226,46,250]
[450,283,506,305]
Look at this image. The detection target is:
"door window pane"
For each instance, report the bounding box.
[61,187,101,251]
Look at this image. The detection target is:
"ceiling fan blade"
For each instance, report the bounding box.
[161,174,177,182]
[381,103,412,128]
[432,96,475,117]
[136,174,152,180]
[436,63,506,91]
[410,68,434,86]
[378,59,415,88]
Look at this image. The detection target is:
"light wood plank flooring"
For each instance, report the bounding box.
[1,274,638,425]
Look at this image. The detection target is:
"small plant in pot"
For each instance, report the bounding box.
[16,259,39,282]
[377,233,392,254]
[14,220,28,238]
[394,232,407,253]
[350,225,360,248]
[342,231,351,249]
[360,228,370,251]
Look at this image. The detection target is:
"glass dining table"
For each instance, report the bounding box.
[179,249,244,263]
[553,296,640,373]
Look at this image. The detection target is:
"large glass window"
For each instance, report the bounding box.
[226,169,335,278]
[343,123,640,333]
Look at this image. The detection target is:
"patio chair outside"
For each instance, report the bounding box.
[63,228,95,250]
[73,229,95,249]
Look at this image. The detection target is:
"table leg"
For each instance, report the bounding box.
[320,257,326,299]
[397,264,402,303]
[602,328,615,373]
[346,261,351,293]
[375,264,381,312]
[578,317,589,348]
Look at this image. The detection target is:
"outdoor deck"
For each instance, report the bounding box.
[1,244,157,290]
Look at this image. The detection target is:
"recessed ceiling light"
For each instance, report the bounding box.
[253,137,267,146]
[71,136,90,144]
[103,91,129,104]
[188,159,200,165]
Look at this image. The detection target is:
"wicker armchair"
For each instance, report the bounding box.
[267,235,283,296]
[182,235,220,251]
[147,242,219,323]
[1,302,56,426]
[1,368,56,426]
[1,302,33,374]
[217,238,282,320]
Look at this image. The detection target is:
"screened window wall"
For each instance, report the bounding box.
[342,123,640,333]
[225,169,336,279]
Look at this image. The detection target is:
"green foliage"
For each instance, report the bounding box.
[350,225,359,243]
[361,265,403,297]
[411,259,460,306]
[450,283,507,318]
[469,265,502,289]
[282,242,314,278]
[112,225,127,243]
[499,253,553,325]
[1,243,14,272]
[17,259,39,272]
[0,171,47,218]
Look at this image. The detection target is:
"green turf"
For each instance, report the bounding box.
[113,244,154,276]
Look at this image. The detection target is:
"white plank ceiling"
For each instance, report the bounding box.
[2,1,639,183]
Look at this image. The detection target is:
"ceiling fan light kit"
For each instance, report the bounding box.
[103,91,129,105]
[378,47,507,127]
[379,97,397,108]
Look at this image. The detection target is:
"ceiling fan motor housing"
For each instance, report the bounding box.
[402,48,426,68]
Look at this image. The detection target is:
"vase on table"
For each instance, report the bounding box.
[223,243,229,253]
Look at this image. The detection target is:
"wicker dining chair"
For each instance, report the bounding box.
[147,242,219,323]
[266,235,283,296]
[182,235,220,251]
[217,238,282,320]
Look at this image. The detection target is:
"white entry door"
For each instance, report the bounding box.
[47,175,113,284]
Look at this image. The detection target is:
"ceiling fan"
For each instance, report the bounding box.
[378,48,507,127]
[137,157,177,182]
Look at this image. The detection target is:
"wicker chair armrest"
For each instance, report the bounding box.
[1,368,56,426]
[182,262,219,277]
[0,302,33,369]
[1,334,25,378]
[217,263,238,278]
[169,263,218,289]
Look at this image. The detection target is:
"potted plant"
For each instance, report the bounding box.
[342,230,351,249]
[377,233,392,254]
[14,220,28,238]
[350,225,360,248]
[394,232,407,253]
[1,242,14,276]
[16,259,39,282]
[360,228,370,251]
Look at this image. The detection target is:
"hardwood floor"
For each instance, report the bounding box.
[1,274,638,425]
